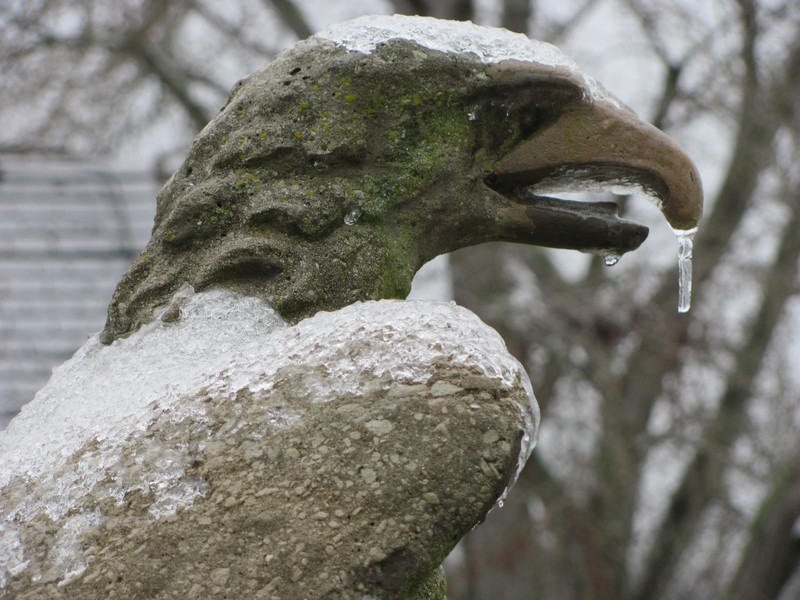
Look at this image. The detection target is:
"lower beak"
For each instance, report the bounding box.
[493,192,649,256]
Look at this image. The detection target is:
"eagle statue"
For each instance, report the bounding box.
[100,15,701,344]
[0,15,702,600]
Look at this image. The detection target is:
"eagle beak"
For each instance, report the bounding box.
[490,92,703,257]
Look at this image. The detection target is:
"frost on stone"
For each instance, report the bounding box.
[315,14,619,104]
[0,287,538,589]
[0,287,287,589]
[49,512,102,587]
[0,286,286,494]
[144,446,210,519]
[317,14,570,67]
[496,373,540,508]
[0,527,27,589]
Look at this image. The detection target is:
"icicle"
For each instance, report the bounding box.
[603,252,620,267]
[675,228,697,313]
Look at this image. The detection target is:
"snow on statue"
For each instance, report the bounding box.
[0,15,702,599]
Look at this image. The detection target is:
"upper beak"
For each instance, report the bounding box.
[487,82,703,256]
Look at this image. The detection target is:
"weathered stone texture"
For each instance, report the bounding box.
[0,296,535,599]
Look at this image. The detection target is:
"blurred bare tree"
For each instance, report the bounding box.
[0,0,299,172]
[3,0,800,598]
[446,1,800,599]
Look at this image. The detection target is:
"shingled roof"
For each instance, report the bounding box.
[0,155,158,429]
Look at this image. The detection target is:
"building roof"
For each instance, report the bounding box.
[0,155,157,429]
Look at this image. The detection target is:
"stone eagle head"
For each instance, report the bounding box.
[101,15,702,344]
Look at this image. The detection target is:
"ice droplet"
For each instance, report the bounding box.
[675,228,696,313]
[344,208,363,226]
[603,253,620,267]
[467,112,477,121]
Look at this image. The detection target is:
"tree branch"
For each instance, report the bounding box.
[634,193,800,600]
[728,459,800,600]
[543,0,600,44]
[120,33,213,131]
[189,1,279,58]
[391,0,431,15]
[501,0,531,34]
[262,0,313,39]
[613,0,786,469]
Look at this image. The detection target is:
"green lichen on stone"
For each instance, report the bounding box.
[411,567,448,600]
